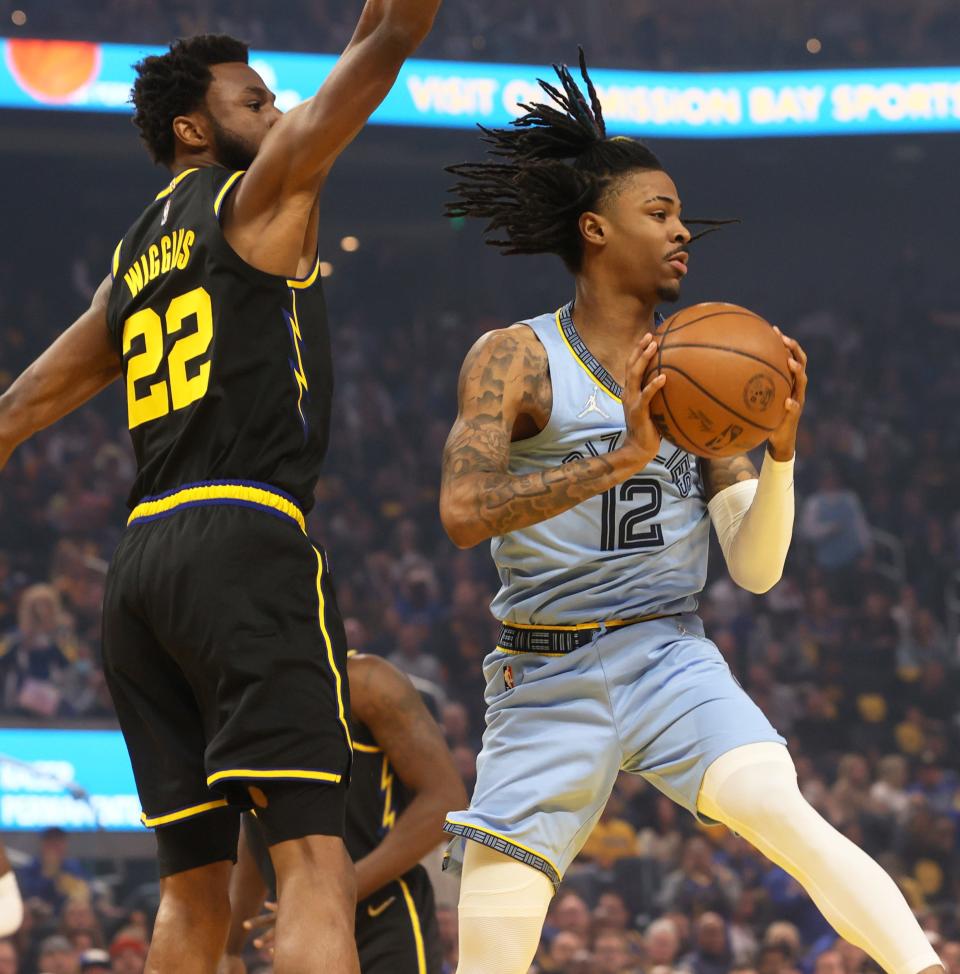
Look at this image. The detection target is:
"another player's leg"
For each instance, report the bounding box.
[147,857,234,974]
[268,832,358,973]
[698,742,942,974]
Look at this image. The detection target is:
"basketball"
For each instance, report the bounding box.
[643,302,792,459]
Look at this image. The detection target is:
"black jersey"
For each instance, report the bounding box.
[106,166,332,512]
[346,716,413,863]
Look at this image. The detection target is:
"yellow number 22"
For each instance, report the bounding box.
[123,286,213,429]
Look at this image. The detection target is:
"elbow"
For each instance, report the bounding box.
[729,567,782,596]
[440,496,483,549]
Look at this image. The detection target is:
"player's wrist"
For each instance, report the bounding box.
[765,438,795,462]
[612,440,657,477]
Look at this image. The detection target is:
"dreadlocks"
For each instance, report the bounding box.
[447,49,734,271]
[131,34,249,166]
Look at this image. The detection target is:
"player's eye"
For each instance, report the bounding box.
[652,211,667,220]
[248,101,262,112]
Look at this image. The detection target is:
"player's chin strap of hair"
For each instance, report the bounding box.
[0,871,23,937]
[707,449,795,595]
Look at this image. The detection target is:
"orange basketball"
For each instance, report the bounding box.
[643,302,791,459]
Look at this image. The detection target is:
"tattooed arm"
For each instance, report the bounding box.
[440,324,665,548]
[699,453,759,502]
[349,654,467,901]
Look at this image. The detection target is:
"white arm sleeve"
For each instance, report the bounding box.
[0,871,23,936]
[707,451,795,595]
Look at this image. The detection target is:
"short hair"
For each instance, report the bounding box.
[131,34,249,166]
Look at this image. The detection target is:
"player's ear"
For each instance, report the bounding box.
[172,114,209,153]
[579,210,606,248]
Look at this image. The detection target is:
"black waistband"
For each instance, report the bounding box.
[496,613,678,655]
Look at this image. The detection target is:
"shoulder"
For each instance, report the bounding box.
[458,323,550,403]
[347,653,416,719]
[462,323,547,373]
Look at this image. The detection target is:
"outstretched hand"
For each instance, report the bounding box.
[767,327,808,461]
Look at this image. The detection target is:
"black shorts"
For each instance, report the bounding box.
[356,867,443,974]
[102,491,352,863]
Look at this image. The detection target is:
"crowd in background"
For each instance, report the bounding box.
[4,0,960,69]
[0,229,958,971]
[0,1,958,965]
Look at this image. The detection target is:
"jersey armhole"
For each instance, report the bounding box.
[509,320,556,448]
[210,170,321,290]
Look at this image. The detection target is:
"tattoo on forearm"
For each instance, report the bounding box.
[701,454,759,500]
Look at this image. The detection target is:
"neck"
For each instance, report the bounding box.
[572,275,658,347]
[570,275,659,386]
[171,151,220,175]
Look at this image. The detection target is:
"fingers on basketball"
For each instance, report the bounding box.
[643,303,793,458]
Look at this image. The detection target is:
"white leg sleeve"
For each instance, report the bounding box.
[698,743,941,974]
[456,841,555,974]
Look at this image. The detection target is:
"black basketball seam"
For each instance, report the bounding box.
[659,387,705,455]
[660,309,767,336]
[658,342,792,385]
[659,363,779,432]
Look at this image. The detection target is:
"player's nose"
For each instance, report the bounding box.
[674,220,691,244]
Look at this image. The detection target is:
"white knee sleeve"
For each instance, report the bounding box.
[699,744,941,974]
[456,842,554,974]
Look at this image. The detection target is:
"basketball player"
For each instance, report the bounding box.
[438,55,943,974]
[0,6,442,972]
[222,652,466,974]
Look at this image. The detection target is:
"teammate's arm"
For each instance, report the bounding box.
[440,326,666,548]
[701,329,807,594]
[0,275,120,471]
[348,654,467,901]
[223,0,441,271]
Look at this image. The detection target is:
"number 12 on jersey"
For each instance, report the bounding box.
[563,432,665,552]
[123,285,213,429]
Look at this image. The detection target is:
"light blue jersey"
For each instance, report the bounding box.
[444,302,785,889]
[490,301,710,625]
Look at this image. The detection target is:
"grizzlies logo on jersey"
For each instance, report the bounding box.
[490,302,710,626]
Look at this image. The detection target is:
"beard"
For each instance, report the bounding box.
[656,281,682,303]
[208,115,258,171]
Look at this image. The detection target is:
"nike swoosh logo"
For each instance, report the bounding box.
[367,896,396,918]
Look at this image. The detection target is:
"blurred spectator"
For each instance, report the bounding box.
[581,795,639,871]
[0,585,79,719]
[15,829,90,915]
[0,939,17,974]
[799,467,872,575]
[78,948,110,974]
[681,912,734,974]
[658,837,740,918]
[36,934,79,974]
[644,917,681,967]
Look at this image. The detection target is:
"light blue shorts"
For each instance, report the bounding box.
[443,613,784,888]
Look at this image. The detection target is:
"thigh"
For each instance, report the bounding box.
[445,646,622,887]
[614,615,785,818]
[139,508,353,805]
[102,537,223,831]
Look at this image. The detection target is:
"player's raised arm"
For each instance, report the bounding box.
[0,275,120,471]
[223,0,441,265]
[440,326,666,548]
[348,654,466,901]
